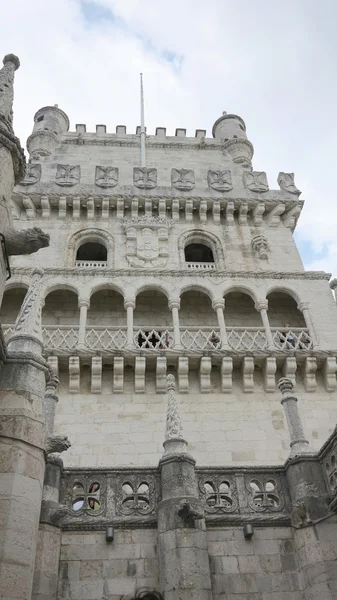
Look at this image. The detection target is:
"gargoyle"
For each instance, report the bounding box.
[49,504,71,526]
[4,226,50,255]
[292,500,312,527]
[45,434,71,456]
[178,499,204,526]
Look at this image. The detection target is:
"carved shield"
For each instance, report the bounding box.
[243,171,269,193]
[55,164,80,186]
[171,168,195,191]
[20,163,41,186]
[277,172,301,196]
[137,227,159,261]
[133,167,157,189]
[95,166,118,188]
[207,169,232,191]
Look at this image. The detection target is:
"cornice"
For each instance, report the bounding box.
[10,267,330,281]
[62,137,222,151]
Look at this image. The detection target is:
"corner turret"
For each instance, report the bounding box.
[27,105,69,158]
[212,111,254,167]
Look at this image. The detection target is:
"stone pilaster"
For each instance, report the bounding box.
[158,375,212,600]
[0,269,49,599]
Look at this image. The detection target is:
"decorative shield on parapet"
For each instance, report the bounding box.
[133,167,157,189]
[243,170,269,193]
[95,166,118,188]
[55,164,80,186]
[123,216,172,268]
[171,168,195,191]
[20,163,41,186]
[207,169,232,191]
[277,172,301,196]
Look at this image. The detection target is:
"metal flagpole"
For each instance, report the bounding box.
[140,73,146,167]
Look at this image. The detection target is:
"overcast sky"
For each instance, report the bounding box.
[2,0,337,276]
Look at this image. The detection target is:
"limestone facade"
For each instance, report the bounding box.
[1,63,337,599]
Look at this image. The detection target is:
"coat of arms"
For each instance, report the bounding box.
[207,169,232,192]
[55,164,80,186]
[20,163,41,186]
[123,217,171,267]
[95,166,118,188]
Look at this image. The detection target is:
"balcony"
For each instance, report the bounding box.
[186,262,216,271]
[75,260,107,268]
[2,324,312,354]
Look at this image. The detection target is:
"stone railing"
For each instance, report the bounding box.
[75,260,107,268]
[85,327,127,350]
[227,327,268,351]
[271,327,312,350]
[134,327,174,349]
[186,262,216,270]
[59,466,290,530]
[180,327,221,350]
[1,324,313,354]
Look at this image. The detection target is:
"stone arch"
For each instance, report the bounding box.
[178,229,225,269]
[179,283,215,302]
[42,281,80,302]
[265,284,301,305]
[0,285,29,326]
[89,281,126,302]
[223,289,261,327]
[67,228,114,267]
[42,287,80,327]
[180,287,217,327]
[134,282,171,300]
[266,287,305,328]
[223,284,258,305]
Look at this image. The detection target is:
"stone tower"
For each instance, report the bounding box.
[1,83,337,599]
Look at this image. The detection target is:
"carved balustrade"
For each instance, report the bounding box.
[75,260,108,268]
[1,324,314,354]
[271,327,312,350]
[185,262,216,271]
[59,466,290,529]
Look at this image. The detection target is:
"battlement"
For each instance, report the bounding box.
[73,123,208,139]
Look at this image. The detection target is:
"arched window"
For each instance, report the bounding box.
[178,230,224,270]
[185,243,214,263]
[76,242,107,265]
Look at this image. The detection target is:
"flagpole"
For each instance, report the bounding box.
[140,73,146,167]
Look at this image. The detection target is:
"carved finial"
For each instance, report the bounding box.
[0,54,20,130]
[7,268,44,353]
[165,375,183,440]
[278,377,294,395]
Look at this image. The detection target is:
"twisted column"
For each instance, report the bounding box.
[278,377,312,456]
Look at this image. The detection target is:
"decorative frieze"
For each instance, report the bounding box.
[207,169,232,191]
[171,168,195,191]
[243,170,269,192]
[95,166,118,188]
[55,164,80,186]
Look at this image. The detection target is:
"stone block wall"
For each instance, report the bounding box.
[208,526,303,600]
[58,529,159,600]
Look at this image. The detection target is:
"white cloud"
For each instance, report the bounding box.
[2,0,337,275]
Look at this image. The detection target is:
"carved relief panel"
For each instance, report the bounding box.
[116,474,157,516]
[123,216,171,268]
[95,166,118,188]
[207,169,232,192]
[171,168,195,191]
[20,163,41,186]
[133,167,157,189]
[243,170,269,192]
[198,473,238,513]
[55,164,80,186]
[277,172,301,196]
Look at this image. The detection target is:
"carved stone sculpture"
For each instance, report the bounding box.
[4,226,50,255]
[278,172,301,196]
[45,434,71,455]
[95,166,118,188]
[55,164,80,186]
[19,163,41,186]
[292,500,312,527]
[49,504,71,526]
[171,168,195,191]
[243,170,269,192]
[207,169,232,191]
[123,217,171,268]
[133,167,157,189]
[178,498,204,525]
[251,234,268,259]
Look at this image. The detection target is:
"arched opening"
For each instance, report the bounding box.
[267,291,310,349]
[134,290,172,349]
[0,286,28,340]
[76,241,107,267]
[180,290,219,350]
[86,289,126,350]
[42,289,79,351]
[185,243,214,263]
[224,292,265,351]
